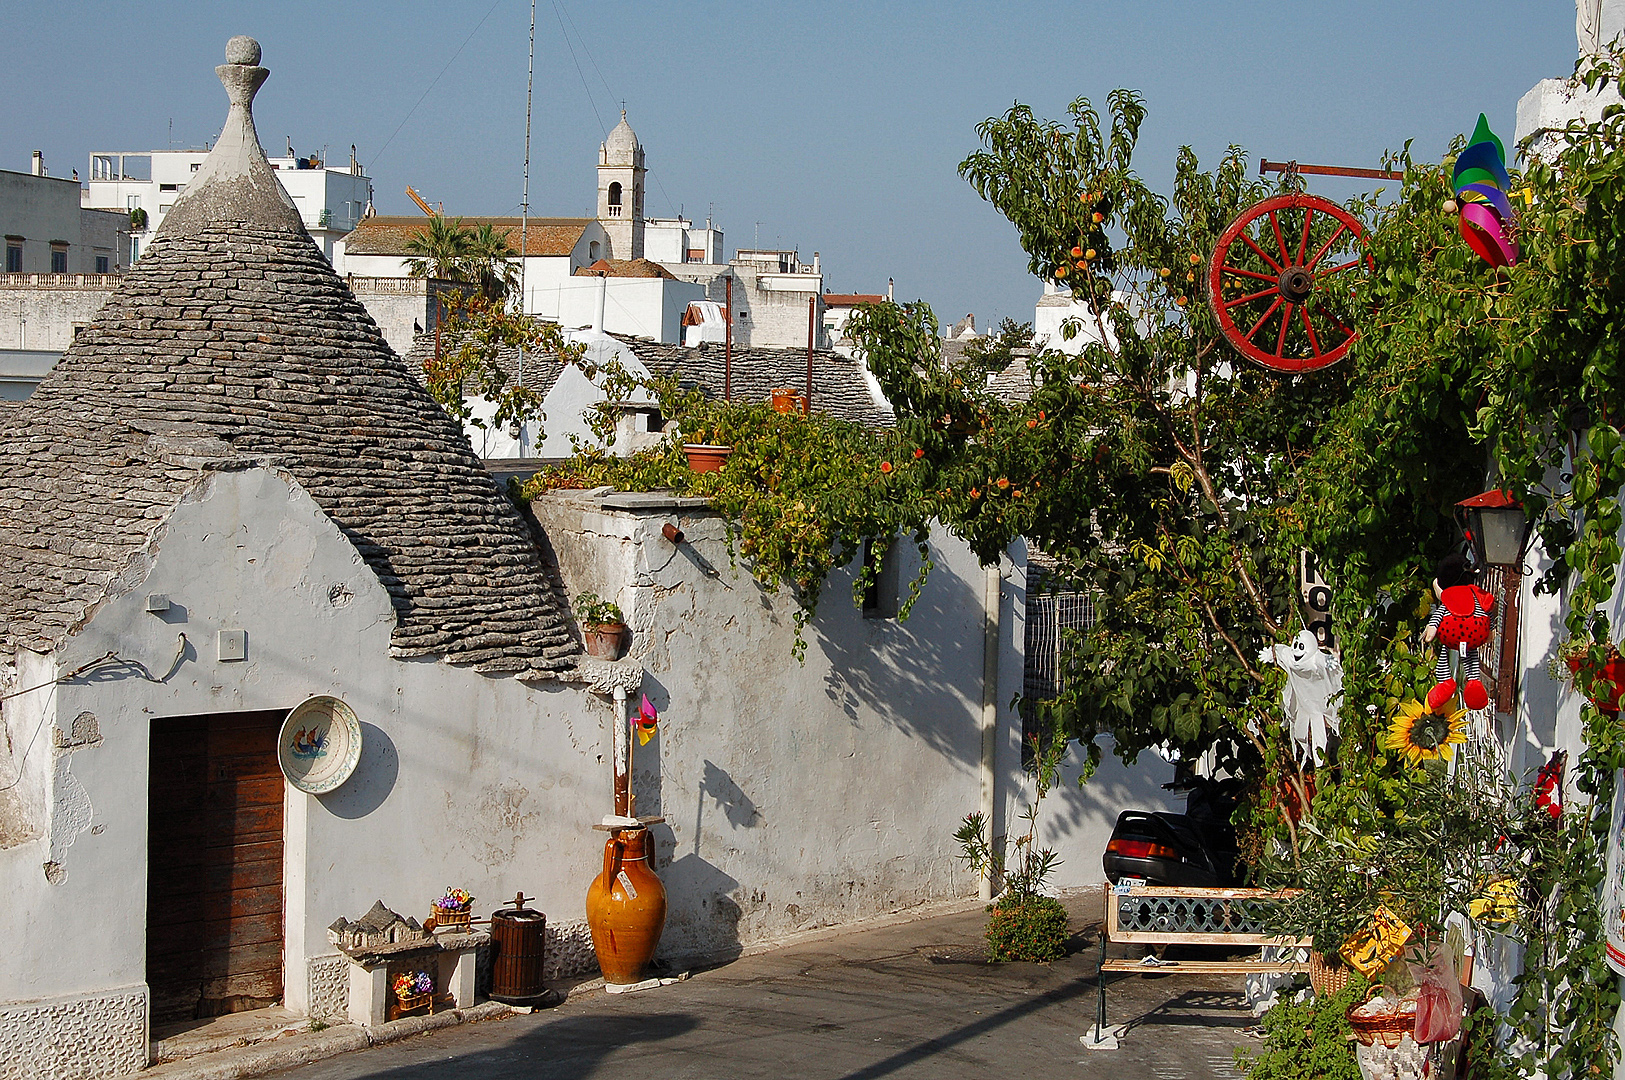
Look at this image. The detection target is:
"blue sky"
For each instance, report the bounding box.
[0,1,1580,329]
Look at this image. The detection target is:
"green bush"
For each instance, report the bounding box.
[984,895,1068,962]
[1235,975,1367,1080]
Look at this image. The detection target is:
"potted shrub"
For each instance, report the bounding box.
[1554,639,1625,716]
[576,592,629,660]
[680,425,733,473]
[955,735,1069,962]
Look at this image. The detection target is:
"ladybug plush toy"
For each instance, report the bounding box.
[1423,553,1495,711]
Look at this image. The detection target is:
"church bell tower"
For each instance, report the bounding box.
[597,111,645,260]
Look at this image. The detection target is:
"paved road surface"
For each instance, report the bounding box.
[271,895,1253,1080]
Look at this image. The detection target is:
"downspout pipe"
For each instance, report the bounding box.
[979,561,1001,901]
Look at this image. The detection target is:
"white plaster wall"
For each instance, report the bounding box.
[534,495,1036,952]
[0,280,118,351]
[555,276,702,343]
[463,330,653,460]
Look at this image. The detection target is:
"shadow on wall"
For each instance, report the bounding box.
[648,758,759,965]
[812,548,987,771]
[1039,738,1178,888]
[316,722,398,819]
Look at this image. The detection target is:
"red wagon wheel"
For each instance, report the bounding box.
[1207,193,1372,374]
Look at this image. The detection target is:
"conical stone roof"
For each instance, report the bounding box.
[0,37,578,676]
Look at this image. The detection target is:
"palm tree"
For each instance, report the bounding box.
[465,222,522,302]
[404,215,473,281]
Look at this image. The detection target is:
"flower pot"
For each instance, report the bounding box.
[770,388,804,414]
[585,826,667,985]
[392,992,433,1018]
[431,905,471,931]
[583,622,629,660]
[1308,950,1351,998]
[1566,646,1625,715]
[682,443,733,473]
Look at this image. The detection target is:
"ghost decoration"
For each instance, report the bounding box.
[1260,630,1344,761]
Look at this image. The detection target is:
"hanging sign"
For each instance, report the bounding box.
[1300,550,1335,651]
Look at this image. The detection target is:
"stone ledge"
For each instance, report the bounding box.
[137,1003,518,1080]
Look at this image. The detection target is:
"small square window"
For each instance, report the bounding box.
[6,245,21,273]
[190,162,200,172]
[862,537,902,620]
[95,255,109,274]
[50,247,67,273]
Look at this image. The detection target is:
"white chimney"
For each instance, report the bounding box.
[30,151,44,176]
[812,251,820,274]
[887,277,894,301]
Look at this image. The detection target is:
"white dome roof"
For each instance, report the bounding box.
[603,112,639,166]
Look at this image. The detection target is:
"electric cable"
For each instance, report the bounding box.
[370,0,505,170]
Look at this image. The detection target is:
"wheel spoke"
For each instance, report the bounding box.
[1244,297,1282,341]
[1300,304,1323,356]
[1314,303,1355,341]
[1275,302,1294,357]
[1306,223,1349,270]
[1221,263,1278,284]
[1224,285,1280,310]
[1297,209,1314,266]
[1316,256,1365,279]
[1269,210,1290,264]
[1239,233,1284,274]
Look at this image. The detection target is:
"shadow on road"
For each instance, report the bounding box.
[344,1012,701,1080]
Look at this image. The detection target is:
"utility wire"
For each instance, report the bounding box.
[550,0,606,138]
[556,0,617,107]
[370,0,505,169]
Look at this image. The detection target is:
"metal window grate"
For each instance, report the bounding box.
[1023,590,1097,704]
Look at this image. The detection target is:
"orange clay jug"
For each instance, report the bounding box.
[585,826,667,984]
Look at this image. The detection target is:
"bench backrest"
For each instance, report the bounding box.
[1104,884,1311,947]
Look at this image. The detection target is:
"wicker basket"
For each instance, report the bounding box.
[1347,988,1419,1049]
[1309,951,1352,998]
[392,991,432,1018]
[432,905,472,931]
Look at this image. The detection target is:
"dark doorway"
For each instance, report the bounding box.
[147,710,286,1023]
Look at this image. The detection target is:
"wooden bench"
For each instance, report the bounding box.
[1089,884,1309,1047]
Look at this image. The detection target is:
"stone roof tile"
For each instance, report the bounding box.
[611,335,893,428]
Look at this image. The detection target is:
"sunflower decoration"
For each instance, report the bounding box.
[1383,699,1468,766]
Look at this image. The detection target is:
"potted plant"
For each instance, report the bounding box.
[1554,639,1625,716]
[430,886,473,931]
[954,735,1069,962]
[770,388,805,414]
[576,592,629,660]
[681,425,733,472]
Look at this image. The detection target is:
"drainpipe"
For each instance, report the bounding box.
[978,561,1001,900]
[594,272,608,333]
[612,685,629,816]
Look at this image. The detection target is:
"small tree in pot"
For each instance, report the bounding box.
[956,735,1069,962]
[576,593,628,660]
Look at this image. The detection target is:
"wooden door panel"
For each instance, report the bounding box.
[147,710,285,1024]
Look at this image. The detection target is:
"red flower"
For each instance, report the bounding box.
[1027,419,1038,429]
[879,461,893,474]
[913,448,924,459]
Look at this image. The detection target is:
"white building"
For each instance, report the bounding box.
[644,216,724,265]
[84,145,371,264]
[2,153,127,276]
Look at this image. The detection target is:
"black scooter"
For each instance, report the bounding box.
[1101,772,1243,887]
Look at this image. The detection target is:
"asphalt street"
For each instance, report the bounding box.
[263,892,1254,1080]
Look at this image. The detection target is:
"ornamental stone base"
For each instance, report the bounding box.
[0,985,148,1080]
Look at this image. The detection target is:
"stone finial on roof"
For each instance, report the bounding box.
[158,35,302,237]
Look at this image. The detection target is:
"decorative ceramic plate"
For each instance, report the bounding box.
[278,695,362,794]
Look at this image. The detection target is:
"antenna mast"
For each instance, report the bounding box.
[517,0,536,414]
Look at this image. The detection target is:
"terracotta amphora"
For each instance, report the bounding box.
[585,826,667,984]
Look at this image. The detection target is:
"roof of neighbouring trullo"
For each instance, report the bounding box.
[0,37,578,676]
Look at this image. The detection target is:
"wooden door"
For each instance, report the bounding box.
[147,711,286,1024]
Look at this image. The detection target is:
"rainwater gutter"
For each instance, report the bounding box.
[978,562,1000,901]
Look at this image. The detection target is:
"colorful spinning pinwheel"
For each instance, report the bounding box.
[1451,114,1518,268]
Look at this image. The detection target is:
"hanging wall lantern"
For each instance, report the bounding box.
[1456,489,1534,569]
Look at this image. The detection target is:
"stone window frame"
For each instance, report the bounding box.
[5,236,21,273]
